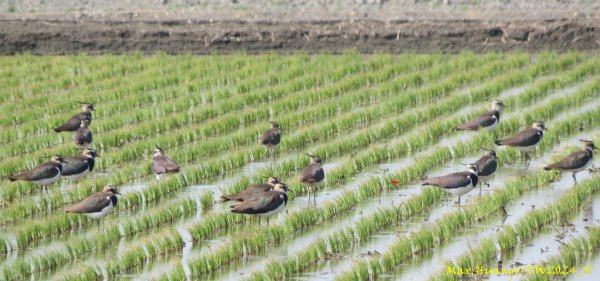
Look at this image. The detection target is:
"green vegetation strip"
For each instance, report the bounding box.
[0,53,441,205]
[155,72,600,281]
[245,104,600,281]
[523,227,600,281]
[429,176,600,281]
[0,53,516,232]
[29,53,544,280]
[0,195,211,281]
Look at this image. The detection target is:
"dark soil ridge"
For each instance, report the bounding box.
[1,18,599,54]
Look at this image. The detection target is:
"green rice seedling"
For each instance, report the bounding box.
[430,177,600,281]
[161,88,600,281]
[0,52,496,214]
[251,95,600,281]
[523,227,600,281]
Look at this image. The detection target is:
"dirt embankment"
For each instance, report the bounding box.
[0,18,599,54]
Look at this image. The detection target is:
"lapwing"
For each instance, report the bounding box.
[61,148,99,182]
[54,102,94,132]
[64,186,121,229]
[73,119,93,149]
[299,153,325,204]
[474,148,498,190]
[152,145,180,180]
[230,183,288,226]
[544,139,597,185]
[422,164,479,205]
[221,176,281,202]
[260,122,281,160]
[9,155,67,193]
[495,121,546,166]
[456,100,505,131]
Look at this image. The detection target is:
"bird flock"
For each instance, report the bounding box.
[6,100,597,227]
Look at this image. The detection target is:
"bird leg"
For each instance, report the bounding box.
[572,172,578,185]
[457,195,461,205]
[524,152,531,168]
[258,216,261,227]
[266,217,270,226]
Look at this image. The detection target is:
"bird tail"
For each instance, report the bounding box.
[494,140,504,146]
[8,176,18,182]
[220,195,232,202]
[543,166,551,171]
[54,128,62,132]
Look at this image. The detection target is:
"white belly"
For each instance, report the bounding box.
[260,202,286,218]
[443,185,475,196]
[64,169,90,181]
[484,119,498,131]
[84,203,114,219]
[515,143,539,152]
[31,169,60,186]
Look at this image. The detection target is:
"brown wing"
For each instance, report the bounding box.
[422,171,474,189]
[230,192,287,214]
[495,128,542,147]
[299,163,324,183]
[54,112,91,132]
[221,184,272,202]
[261,128,281,146]
[456,111,497,131]
[152,155,180,174]
[9,162,60,181]
[544,150,592,171]
[64,192,115,213]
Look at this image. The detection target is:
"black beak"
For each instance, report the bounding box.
[116,191,122,195]
[63,160,69,164]
[96,154,101,157]
[304,152,313,157]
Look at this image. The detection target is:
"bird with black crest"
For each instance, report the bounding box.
[73,119,93,149]
[299,152,325,205]
[260,121,281,161]
[9,155,67,193]
[544,139,597,184]
[152,145,180,180]
[61,148,100,182]
[65,186,121,229]
[54,102,94,132]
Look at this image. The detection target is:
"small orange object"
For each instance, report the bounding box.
[391,180,401,185]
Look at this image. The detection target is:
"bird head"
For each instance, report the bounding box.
[579,139,597,151]
[83,148,100,158]
[270,121,279,128]
[492,100,505,112]
[533,122,547,131]
[265,176,281,185]
[466,163,479,175]
[154,145,164,156]
[305,152,322,164]
[50,155,67,164]
[77,102,95,112]
[273,183,289,193]
[480,147,497,159]
[103,185,122,195]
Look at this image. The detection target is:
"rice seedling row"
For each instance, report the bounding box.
[148,70,600,281]
[0,52,536,278]
[0,52,503,224]
[1,53,597,281]
[239,93,600,281]
[521,227,600,281]
[427,174,600,281]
